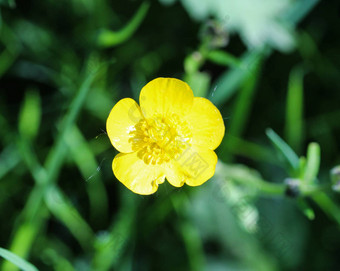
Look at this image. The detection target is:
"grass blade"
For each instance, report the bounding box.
[220,62,261,162]
[266,128,300,173]
[285,66,304,153]
[45,186,95,250]
[64,125,108,226]
[97,1,150,48]
[303,142,320,184]
[3,64,103,271]
[0,248,39,271]
[18,89,41,141]
[210,48,265,106]
[205,50,242,68]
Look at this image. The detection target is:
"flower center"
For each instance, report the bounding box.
[129,114,192,165]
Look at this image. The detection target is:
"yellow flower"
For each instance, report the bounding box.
[106,78,225,195]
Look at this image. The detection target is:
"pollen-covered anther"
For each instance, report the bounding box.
[130,114,192,165]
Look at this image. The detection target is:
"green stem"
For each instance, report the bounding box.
[231,175,285,196]
[300,183,333,196]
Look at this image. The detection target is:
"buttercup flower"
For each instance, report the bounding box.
[106,78,225,195]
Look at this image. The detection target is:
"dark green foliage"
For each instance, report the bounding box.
[0,0,340,270]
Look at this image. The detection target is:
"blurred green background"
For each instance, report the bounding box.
[1,0,340,270]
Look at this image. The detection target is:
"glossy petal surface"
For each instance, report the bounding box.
[106,98,143,153]
[139,78,194,119]
[163,145,218,187]
[185,97,225,150]
[113,152,165,195]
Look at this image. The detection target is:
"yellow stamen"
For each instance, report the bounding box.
[130,114,192,165]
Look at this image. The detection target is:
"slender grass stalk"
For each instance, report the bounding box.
[97,1,150,48]
[92,191,138,271]
[0,248,38,271]
[171,194,206,271]
[285,66,304,154]
[220,60,262,162]
[2,67,101,271]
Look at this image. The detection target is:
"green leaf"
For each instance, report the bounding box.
[266,128,300,173]
[285,66,304,153]
[97,2,150,48]
[0,248,39,271]
[18,89,41,141]
[302,142,320,184]
[205,50,242,68]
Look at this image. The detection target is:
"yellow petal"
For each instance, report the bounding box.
[185,97,225,150]
[163,145,218,187]
[113,152,165,195]
[106,98,143,153]
[139,77,194,119]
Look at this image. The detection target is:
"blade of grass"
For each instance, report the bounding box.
[11,136,94,260]
[41,248,75,271]
[266,128,300,174]
[64,125,108,226]
[4,65,102,271]
[209,48,266,106]
[302,142,320,184]
[220,60,261,162]
[229,62,261,137]
[0,248,39,271]
[23,64,103,221]
[92,191,139,271]
[205,50,242,68]
[285,66,304,153]
[97,1,150,48]
[18,89,41,141]
[1,216,45,271]
[45,186,95,250]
